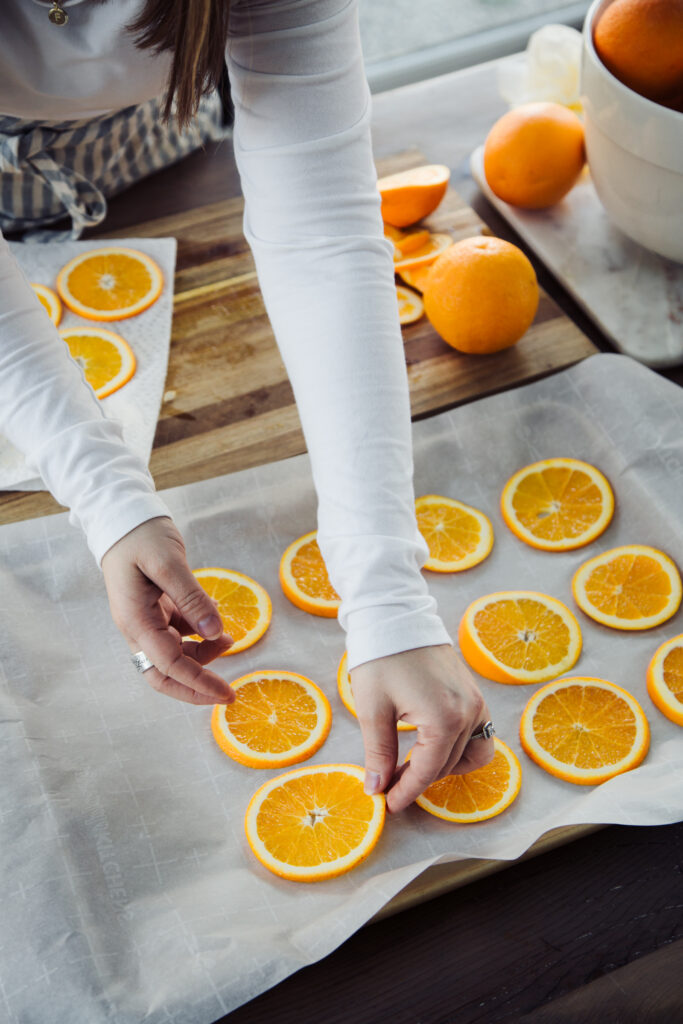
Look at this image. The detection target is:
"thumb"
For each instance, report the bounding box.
[152,560,225,640]
[357,711,399,796]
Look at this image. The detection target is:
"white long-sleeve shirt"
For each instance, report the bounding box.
[0,0,451,669]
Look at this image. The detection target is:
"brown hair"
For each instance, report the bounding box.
[127,0,231,128]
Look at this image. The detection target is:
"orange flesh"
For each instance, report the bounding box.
[255,772,375,867]
[67,254,153,310]
[531,685,638,768]
[473,598,572,672]
[662,647,683,704]
[422,747,511,813]
[417,505,482,560]
[200,577,261,641]
[222,679,319,753]
[584,555,672,620]
[65,334,123,391]
[511,468,606,541]
[291,540,339,601]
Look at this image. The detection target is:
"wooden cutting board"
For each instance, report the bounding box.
[0,150,596,525]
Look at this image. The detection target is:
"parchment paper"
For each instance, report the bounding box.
[1,353,682,1024]
[0,237,177,490]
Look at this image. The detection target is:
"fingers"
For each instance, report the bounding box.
[356,704,400,798]
[146,557,228,643]
[384,725,455,814]
[446,736,496,776]
[130,626,235,705]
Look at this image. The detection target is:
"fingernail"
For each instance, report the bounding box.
[364,771,381,795]
[198,614,223,639]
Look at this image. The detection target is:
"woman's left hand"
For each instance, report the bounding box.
[350,644,494,814]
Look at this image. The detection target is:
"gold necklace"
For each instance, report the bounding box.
[48,1,69,24]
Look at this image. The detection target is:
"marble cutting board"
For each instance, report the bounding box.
[470,145,683,369]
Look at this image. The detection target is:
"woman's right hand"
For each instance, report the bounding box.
[101,517,235,705]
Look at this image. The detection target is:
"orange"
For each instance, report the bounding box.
[393,232,453,273]
[59,326,136,399]
[415,494,494,572]
[31,283,62,325]
[501,458,615,551]
[211,670,332,768]
[378,164,450,227]
[593,0,683,105]
[423,236,539,354]
[519,676,650,785]
[411,738,522,822]
[572,545,682,630]
[191,567,271,654]
[398,264,434,293]
[646,634,683,726]
[279,531,340,618]
[396,285,424,325]
[336,651,416,732]
[56,246,163,321]
[244,763,385,881]
[458,591,582,684]
[483,102,585,209]
[393,228,431,257]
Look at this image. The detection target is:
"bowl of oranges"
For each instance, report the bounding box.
[581,0,683,262]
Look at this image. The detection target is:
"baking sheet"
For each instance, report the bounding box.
[470,145,683,369]
[1,353,682,1024]
[0,236,177,490]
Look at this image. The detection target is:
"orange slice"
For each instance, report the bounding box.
[337,651,416,732]
[378,164,450,228]
[279,531,340,618]
[31,282,62,325]
[646,634,683,726]
[397,284,424,325]
[409,738,522,822]
[398,264,434,293]
[520,677,650,785]
[59,326,136,399]
[393,233,453,273]
[211,670,332,768]
[416,494,494,572]
[572,545,682,630]
[56,246,163,321]
[501,458,615,551]
[458,590,582,684]
[394,228,431,257]
[244,763,385,881]
[192,567,271,655]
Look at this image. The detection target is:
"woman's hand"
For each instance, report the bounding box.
[101,517,235,706]
[350,645,494,814]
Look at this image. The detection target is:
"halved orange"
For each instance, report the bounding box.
[646,635,683,726]
[393,233,452,273]
[416,494,494,572]
[501,458,614,551]
[244,763,385,881]
[59,326,136,399]
[409,738,522,822]
[398,265,434,293]
[279,531,340,618]
[458,591,582,684]
[337,651,416,732]
[397,285,424,325]
[31,282,62,325]
[520,676,650,785]
[572,545,682,630]
[56,246,163,321]
[192,567,271,655]
[211,670,332,768]
[378,164,450,227]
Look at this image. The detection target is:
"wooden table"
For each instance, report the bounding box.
[2,57,682,1023]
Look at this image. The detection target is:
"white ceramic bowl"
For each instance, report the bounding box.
[581,0,683,263]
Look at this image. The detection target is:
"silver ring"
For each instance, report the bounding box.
[131,650,154,673]
[470,720,496,741]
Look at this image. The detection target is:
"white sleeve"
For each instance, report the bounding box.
[0,231,171,563]
[226,0,452,669]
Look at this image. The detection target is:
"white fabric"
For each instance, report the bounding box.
[0,0,451,669]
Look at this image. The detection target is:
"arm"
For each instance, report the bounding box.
[226,0,493,808]
[0,233,233,703]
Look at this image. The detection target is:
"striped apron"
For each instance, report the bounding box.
[0,88,232,241]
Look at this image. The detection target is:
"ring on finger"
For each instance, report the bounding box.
[470,720,495,741]
[131,650,155,673]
